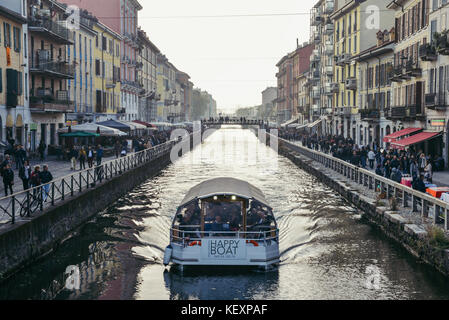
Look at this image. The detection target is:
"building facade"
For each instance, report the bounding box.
[28,0,74,150]
[310,0,335,134]
[58,0,143,121]
[276,54,293,125]
[261,87,277,122]
[92,20,122,122]
[0,3,28,147]
[331,0,395,141]
[137,28,159,123]
[65,9,96,125]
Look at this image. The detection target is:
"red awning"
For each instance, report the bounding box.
[133,120,154,128]
[390,131,442,150]
[383,127,422,143]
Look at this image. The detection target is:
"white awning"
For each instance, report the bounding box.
[294,124,308,130]
[117,120,147,130]
[58,123,127,136]
[281,118,299,128]
[307,119,323,128]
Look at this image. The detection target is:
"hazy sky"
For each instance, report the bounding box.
[139,0,316,113]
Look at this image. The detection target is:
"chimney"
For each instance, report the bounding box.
[297,38,299,48]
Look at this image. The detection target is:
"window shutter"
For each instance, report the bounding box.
[0,68,2,93]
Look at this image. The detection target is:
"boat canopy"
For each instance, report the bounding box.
[179,177,271,208]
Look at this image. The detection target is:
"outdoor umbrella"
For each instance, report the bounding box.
[58,123,127,137]
[60,131,100,138]
[97,119,132,133]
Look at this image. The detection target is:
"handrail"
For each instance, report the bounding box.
[276,135,449,230]
[170,227,279,243]
[0,137,184,225]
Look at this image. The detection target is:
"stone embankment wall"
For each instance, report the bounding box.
[268,134,449,277]
[0,137,196,281]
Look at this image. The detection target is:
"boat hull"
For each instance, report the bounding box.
[168,237,280,267]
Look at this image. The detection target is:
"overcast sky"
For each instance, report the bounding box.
[139,0,316,113]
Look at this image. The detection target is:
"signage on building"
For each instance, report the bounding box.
[430,119,445,127]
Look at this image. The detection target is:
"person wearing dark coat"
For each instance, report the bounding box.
[2,163,14,196]
[413,175,427,193]
[19,160,32,190]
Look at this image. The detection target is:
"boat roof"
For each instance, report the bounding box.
[179,177,271,208]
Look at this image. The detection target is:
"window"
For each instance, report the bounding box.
[102,36,107,51]
[0,68,2,93]
[95,59,100,76]
[24,33,27,58]
[95,35,98,47]
[3,23,11,48]
[13,27,20,52]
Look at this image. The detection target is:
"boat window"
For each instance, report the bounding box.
[204,201,243,234]
[246,201,275,231]
[174,201,201,228]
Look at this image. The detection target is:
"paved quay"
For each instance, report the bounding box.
[0,154,119,196]
[0,153,127,226]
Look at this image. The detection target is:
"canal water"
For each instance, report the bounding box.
[1,127,449,300]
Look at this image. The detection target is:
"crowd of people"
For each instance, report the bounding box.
[279,129,446,194]
[0,128,178,198]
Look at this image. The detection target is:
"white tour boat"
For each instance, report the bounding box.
[163,177,280,269]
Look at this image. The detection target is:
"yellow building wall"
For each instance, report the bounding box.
[0,16,24,108]
[93,23,121,115]
[334,6,360,111]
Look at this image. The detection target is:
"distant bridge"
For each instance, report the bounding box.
[201,119,267,127]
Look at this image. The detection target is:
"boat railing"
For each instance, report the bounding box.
[170,226,279,246]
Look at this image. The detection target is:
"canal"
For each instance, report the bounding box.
[1,127,449,300]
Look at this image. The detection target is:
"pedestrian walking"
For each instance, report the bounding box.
[38,140,46,161]
[69,146,78,170]
[114,141,121,159]
[96,145,103,166]
[87,146,94,168]
[39,165,53,202]
[368,149,376,170]
[30,166,41,198]
[79,146,87,170]
[0,155,12,177]
[15,144,27,170]
[2,163,14,196]
[19,160,32,190]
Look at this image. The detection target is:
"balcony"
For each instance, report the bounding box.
[325,43,334,56]
[30,89,74,113]
[425,93,449,110]
[335,106,354,116]
[30,53,75,79]
[311,14,323,26]
[419,44,437,62]
[312,87,321,99]
[314,33,321,44]
[311,50,320,62]
[324,0,334,14]
[324,24,334,35]
[325,83,339,95]
[405,60,422,77]
[310,71,320,83]
[359,108,380,120]
[28,18,73,45]
[386,105,417,120]
[335,54,350,66]
[434,31,449,55]
[390,65,408,82]
[325,65,333,76]
[345,77,357,90]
